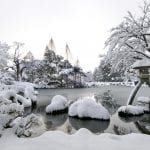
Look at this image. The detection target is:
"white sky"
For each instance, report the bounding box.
[0,0,142,72]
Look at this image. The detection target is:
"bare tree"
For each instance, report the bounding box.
[13,42,24,81]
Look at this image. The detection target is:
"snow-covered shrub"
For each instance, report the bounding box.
[0,95,11,105]
[0,72,14,85]
[0,90,17,103]
[16,94,31,107]
[14,114,45,137]
[0,90,24,132]
[69,98,110,120]
[0,103,23,115]
[118,105,144,116]
[0,114,14,128]
[13,82,38,105]
[46,95,68,114]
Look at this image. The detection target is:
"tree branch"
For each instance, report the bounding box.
[125,43,134,49]
[134,50,150,59]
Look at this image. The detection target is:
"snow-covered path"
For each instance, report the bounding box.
[1,128,150,150]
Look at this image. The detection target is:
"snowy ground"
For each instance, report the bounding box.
[1,128,150,150]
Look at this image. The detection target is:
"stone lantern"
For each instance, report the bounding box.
[132,58,150,84]
[127,58,150,105]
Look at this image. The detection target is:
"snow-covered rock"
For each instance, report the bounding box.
[69,98,110,120]
[118,105,144,116]
[46,95,68,114]
[137,96,150,103]
[137,97,150,112]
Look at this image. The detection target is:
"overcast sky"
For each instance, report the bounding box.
[0,0,142,71]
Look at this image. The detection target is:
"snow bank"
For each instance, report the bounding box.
[69,98,110,120]
[118,105,144,116]
[46,95,68,114]
[1,128,150,150]
[86,82,135,87]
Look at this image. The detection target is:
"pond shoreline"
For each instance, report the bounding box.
[26,86,150,135]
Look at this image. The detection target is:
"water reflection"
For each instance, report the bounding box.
[44,113,68,130]
[69,117,110,133]
[23,87,150,135]
[135,114,150,134]
[119,115,144,123]
[94,90,119,115]
[113,125,132,135]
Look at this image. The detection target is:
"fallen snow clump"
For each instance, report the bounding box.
[69,98,110,120]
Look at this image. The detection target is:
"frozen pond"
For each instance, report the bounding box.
[25,86,150,135]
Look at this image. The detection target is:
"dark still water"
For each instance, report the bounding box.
[25,86,150,135]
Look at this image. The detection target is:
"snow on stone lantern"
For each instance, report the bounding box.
[132,58,150,84]
[127,58,150,105]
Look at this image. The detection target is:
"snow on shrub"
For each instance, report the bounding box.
[118,105,144,116]
[16,94,31,107]
[14,114,45,137]
[46,95,68,114]
[0,90,17,102]
[0,96,11,105]
[0,114,14,128]
[13,82,37,104]
[69,98,110,120]
[0,103,23,115]
[0,90,24,134]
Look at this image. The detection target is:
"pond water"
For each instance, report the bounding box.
[25,86,150,135]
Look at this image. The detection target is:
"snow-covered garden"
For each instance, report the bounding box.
[1,0,150,149]
[1,85,150,150]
